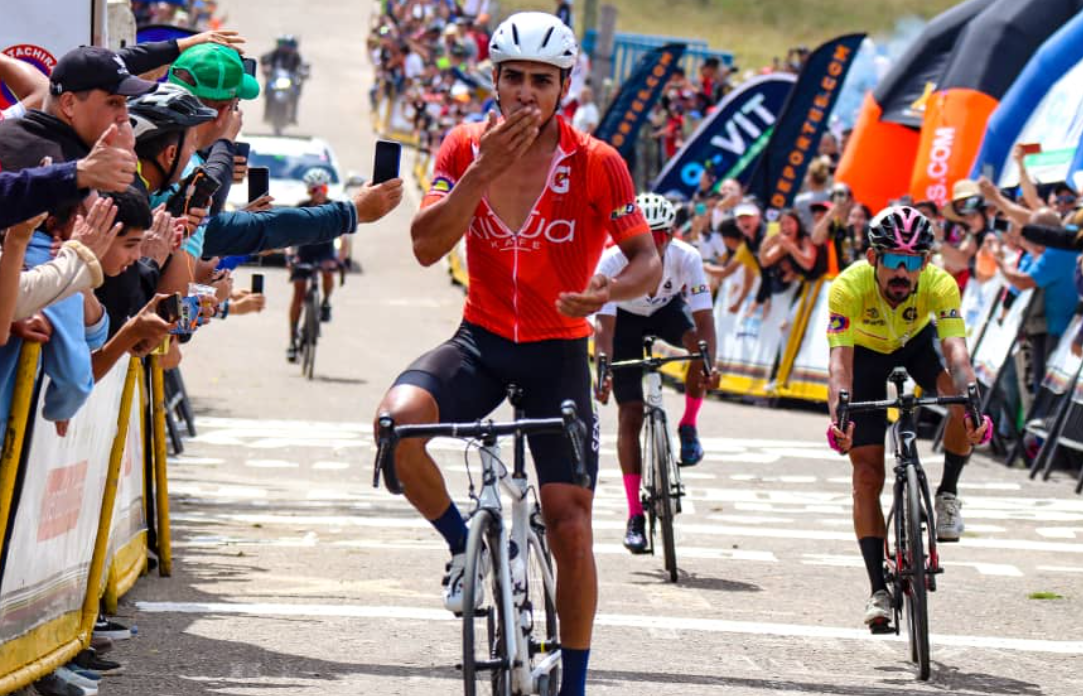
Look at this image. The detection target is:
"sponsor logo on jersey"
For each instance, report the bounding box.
[469,209,576,251]
[828,314,850,334]
[938,308,960,320]
[430,176,453,194]
[690,283,710,294]
[903,306,918,322]
[550,165,571,194]
[611,203,636,220]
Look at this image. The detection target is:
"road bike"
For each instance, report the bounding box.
[374,387,590,695]
[836,367,981,681]
[293,263,321,380]
[596,337,712,583]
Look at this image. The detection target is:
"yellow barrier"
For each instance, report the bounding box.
[150,356,172,577]
[0,355,139,694]
[372,94,420,147]
[0,343,41,569]
[773,278,830,402]
[104,360,148,614]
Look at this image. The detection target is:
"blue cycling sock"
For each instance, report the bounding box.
[559,647,590,696]
[430,502,468,555]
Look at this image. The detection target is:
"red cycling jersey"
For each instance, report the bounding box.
[422,116,649,343]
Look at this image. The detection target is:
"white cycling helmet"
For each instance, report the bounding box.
[636,192,677,232]
[489,12,578,70]
[303,167,332,189]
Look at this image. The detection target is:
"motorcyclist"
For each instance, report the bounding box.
[260,34,308,124]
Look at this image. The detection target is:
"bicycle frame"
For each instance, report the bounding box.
[473,440,560,692]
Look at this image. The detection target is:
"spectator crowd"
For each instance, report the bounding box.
[1,6,402,693]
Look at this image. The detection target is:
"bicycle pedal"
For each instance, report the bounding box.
[868,620,894,635]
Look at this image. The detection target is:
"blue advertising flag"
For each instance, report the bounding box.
[651,74,795,199]
[594,43,686,160]
[136,24,198,44]
[747,33,866,212]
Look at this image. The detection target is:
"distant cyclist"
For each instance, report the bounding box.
[286,167,338,363]
[373,13,661,696]
[594,192,719,553]
[825,205,990,628]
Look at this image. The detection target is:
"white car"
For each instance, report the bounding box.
[227,133,362,210]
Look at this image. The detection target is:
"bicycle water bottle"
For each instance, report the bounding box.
[508,541,527,611]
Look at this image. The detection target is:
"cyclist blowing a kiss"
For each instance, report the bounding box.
[825,205,991,629]
[373,13,661,696]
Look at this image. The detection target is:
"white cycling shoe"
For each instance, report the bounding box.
[864,589,892,626]
[443,551,488,615]
[935,492,964,542]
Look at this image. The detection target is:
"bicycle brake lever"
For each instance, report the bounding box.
[374,413,403,495]
[698,340,712,378]
[560,400,592,489]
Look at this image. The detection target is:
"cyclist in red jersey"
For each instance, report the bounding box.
[374,13,661,696]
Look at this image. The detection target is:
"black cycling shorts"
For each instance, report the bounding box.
[611,298,694,404]
[392,322,599,488]
[850,323,946,448]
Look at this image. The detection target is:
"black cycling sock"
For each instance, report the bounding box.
[431,502,468,555]
[937,451,969,496]
[859,537,887,593]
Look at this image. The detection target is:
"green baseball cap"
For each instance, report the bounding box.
[168,43,260,101]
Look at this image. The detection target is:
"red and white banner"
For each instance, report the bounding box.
[0,0,93,109]
[0,361,126,644]
[106,382,146,564]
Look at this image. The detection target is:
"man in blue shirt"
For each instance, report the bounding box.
[997,214,1081,389]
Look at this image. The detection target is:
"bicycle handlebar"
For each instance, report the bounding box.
[599,339,713,379]
[836,383,982,435]
[373,400,591,494]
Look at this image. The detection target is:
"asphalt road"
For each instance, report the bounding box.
[103,2,1083,694]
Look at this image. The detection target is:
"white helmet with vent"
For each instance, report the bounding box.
[636,193,677,232]
[489,12,578,70]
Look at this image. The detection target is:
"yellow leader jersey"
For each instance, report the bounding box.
[826,261,966,354]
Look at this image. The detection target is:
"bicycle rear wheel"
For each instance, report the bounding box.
[462,511,510,696]
[527,527,560,696]
[652,412,678,583]
[905,464,931,680]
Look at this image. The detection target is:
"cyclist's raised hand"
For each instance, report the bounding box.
[556,273,610,318]
[827,420,854,454]
[474,107,541,181]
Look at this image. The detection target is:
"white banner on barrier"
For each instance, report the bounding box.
[1042,314,1083,394]
[106,384,146,562]
[787,280,832,389]
[713,265,757,359]
[0,0,93,109]
[972,287,1034,387]
[0,362,126,643]
[960,275,1004,352]
[715,276,795,389]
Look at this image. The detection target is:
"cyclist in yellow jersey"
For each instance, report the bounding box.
[825,205,991,629]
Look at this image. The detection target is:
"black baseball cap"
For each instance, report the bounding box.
[49,46,158,97]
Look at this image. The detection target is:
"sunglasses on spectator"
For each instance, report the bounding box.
[1055,194,1077,205]
[952,195,984,216]
[879,251,926,272]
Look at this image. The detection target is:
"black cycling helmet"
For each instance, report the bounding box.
[867,205,935,254]
[128,83,218,144]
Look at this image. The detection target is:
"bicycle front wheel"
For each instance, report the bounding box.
[527,528,560,695]
[462,510,510,696]
[905,464,931,680]
[652,412,678,583]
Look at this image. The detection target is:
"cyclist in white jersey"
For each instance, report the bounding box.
[594,193,720,552]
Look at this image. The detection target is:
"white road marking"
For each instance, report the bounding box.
[312,460,350,470]
[1037,565,1083,573]
[1036,527,1083,539]
[169,455,225,466]
[800,554,1022,577]
[134,601,1083,654]
[245,459,300,469]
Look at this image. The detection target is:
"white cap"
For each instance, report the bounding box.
[734,201,761,217]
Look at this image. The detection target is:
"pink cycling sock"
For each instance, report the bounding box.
[680,395,704,428]
[623,474,643,517]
